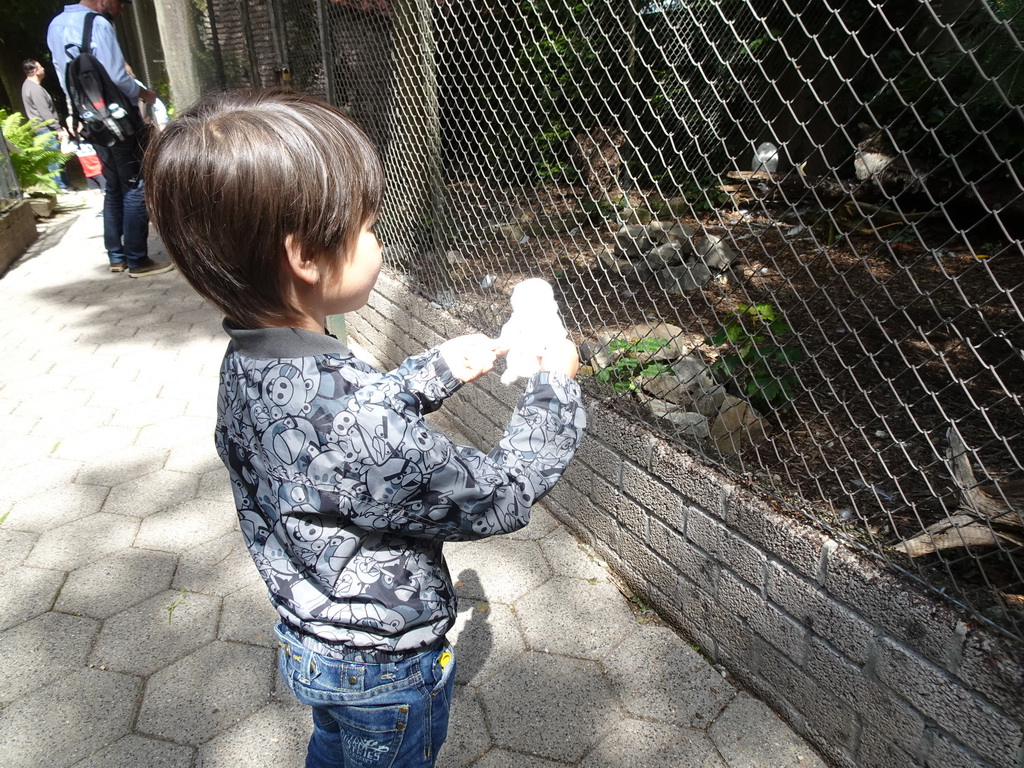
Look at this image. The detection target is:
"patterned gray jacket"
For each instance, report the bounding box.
[215,323,587,658]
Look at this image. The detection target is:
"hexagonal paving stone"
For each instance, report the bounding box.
[75,445,170,487]
[42,352,116,383]
[55,547,177,619]
[0,372,75,400]
[25,512,139,571]
[2,356,54,382]
[0,612,99,706]
[0,566,66,630]
[539,526,612,582]
[87,380,160,409]
[136,416,216,451]
[3,483,108,533]
[90,588,221,676]
[135,499,237,553]
[30,405,115,440]
[165,441,223,474]
[72,735,196,768]
[603,624,735,727]
[220,582,279,647]
[0,457,82,505]
[710,691,828,768]
[137,640,275,746]
[505,504,560,541]
[0,433,55,469]
[580,718,727,768]
[448,602,525,687]
[198,469,235,504]
[196,700,309,767]
[102,469,201,518]
[436,686,491,768]
[516,576,636,661]
[0,528,37,574]
[50,425,140,462]
[67,368,139,399]
[173,531,258,596]
[469,750,567,768]
[479,651,620,763]
[107,397,188,428]
[0,668,141,767]
[446,537,551,605]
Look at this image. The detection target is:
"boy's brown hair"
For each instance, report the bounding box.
[144,88,384,328]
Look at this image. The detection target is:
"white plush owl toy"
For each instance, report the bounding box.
[497,278,568,385]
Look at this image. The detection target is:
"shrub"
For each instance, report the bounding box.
[0,110,69,195]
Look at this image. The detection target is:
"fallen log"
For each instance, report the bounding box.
[895,427,1024,557]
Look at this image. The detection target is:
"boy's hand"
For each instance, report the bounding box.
[439,335,506,383]
[538,338,580,379]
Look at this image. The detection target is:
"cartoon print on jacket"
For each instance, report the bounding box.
[216,323,586,656]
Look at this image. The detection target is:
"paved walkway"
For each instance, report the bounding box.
[0,195,827,767]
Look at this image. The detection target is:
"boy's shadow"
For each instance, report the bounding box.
[452,569,492,685]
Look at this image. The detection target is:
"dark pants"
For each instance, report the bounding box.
[95,132,149,268]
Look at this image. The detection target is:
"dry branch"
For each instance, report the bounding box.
[895,427,1024,557]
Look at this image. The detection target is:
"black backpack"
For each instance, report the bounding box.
[64,13,142,147]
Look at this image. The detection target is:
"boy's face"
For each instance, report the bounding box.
[324,224,382,315]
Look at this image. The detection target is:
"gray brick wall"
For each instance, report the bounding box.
[347,273,1024,768]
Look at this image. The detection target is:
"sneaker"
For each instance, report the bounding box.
[127,259,175,278]
[109,263,127,273]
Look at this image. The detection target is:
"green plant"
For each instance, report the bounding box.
[166,590,188,625]
[705,303,804,411]
[0,110,69,194]
[594,337,672,392]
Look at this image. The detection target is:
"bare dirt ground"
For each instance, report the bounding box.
[426,181,1024,635]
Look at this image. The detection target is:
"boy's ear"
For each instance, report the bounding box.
[284,234,320,285]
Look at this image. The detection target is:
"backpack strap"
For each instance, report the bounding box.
[82,12,96,52]
[63,13,98,62]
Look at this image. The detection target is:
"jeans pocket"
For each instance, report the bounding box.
[320,702,410,768]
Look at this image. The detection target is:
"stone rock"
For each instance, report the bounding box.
[589,322,691,371]
[641,355,726,416]
[651,198,692,218]
[658,261,713,293]
[646,243,684,271]
[523,213,577,236]
[648,220,696,247]
[620,207,655,225]
[597,245,636,277]
[695,234,738,270]
[710,395,771,455]
[613,224,656,259]
[620,323,691,362]
[494,223,525,243]
[648,399,711,439]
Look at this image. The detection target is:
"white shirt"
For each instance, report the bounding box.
[46,4,139,105]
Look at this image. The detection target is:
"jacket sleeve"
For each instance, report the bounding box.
[321,370,586,542]
[386,348,463,414]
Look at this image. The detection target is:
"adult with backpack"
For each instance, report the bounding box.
[47,0,173,277]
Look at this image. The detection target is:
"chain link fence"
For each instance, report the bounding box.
[0,135,20,211]
[186,0,1024,643]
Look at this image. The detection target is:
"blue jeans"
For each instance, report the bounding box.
[95,133,149,268]
[275,622,456,768]
[37,130,70,190]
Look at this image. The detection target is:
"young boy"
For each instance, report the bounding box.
[144,88,585,768]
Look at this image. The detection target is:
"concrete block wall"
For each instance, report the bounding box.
[348,272,1024,768]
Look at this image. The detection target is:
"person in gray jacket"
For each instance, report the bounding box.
[144,87,586,768]
[20,59,70,191]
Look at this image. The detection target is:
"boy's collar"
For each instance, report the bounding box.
[222,319,351,358]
